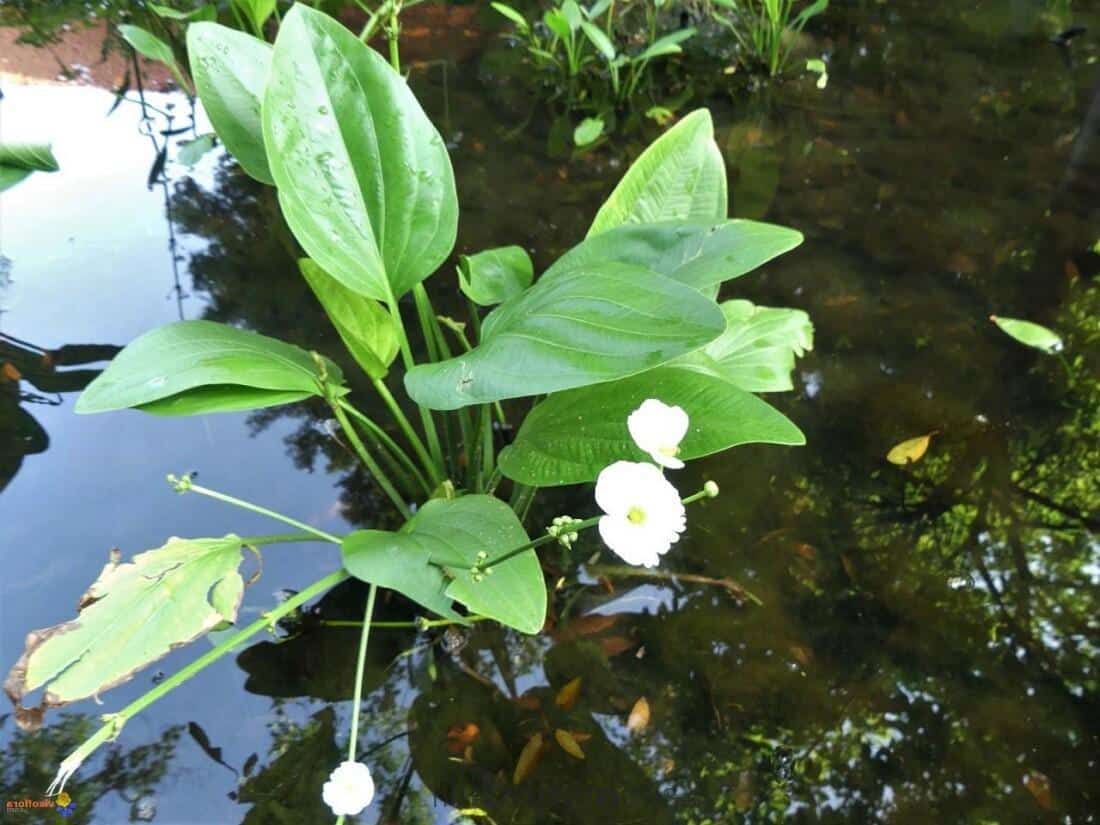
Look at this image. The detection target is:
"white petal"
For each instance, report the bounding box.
[647,449,685,470]
[322,761,375,817]
[627,399,690,465]
[595,461,644,516]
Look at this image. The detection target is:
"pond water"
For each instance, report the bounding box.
[2,1,1099,823]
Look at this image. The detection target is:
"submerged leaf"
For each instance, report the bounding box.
[4,536,246,725]
[555,676,583,710]
[886,433,933,465]
[990,315,1064,354]
[626,697,650,733]
[554,729,586,759]
[513,732,545,785]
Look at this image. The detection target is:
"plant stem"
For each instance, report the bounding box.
[322,615,492,630]
[330,401,413,520]
[347,585,378,760]
[360,383,441,487]
[174,479,341,544]
[239,532,329,546]
[387,298,446,475]
[49,570,348,795]
[338,400,432,497]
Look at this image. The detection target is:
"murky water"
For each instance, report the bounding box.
[2,2,1098,822]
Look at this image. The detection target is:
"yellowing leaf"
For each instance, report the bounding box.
[626,696,650,733]
[886,433,933,465]
[555,676,583,710]
[554,728,586,760]
[4,536,246,729]
[513,732,544,784]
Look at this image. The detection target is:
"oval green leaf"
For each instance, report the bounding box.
[187,22,274,184]
[263,5,458,301]
[404,263,726,410]
[75,320,344,415]
[588,109,727,236]
[4,536,245,712]
[458,245,534,306]
[0,143,59,193]
[990,315,1063,354]
[344,496,544,633]
[688,300,814,392]
[498,363,805,486]
[545,220,803,293]
[300,258,399,378]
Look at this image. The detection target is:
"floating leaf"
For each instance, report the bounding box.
[513,733,544,785]
[405,264,725,410]
[626,697,650,733]
[457,246,534,307]
[299,258,399,379]
[187,22,274,184]
[498,363,804,486]
[990,315,1063,354]
[75,320,344,416]
[573,116,605,147]
[264,5,457,301]
[886,433,933,466]
[554,729,586,760]
[588,109,726,236]
[1023,770,1053,810]
[342,496,544,633]
[555,676,583,710]
[4,537,245,724]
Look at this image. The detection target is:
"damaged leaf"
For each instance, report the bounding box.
[4,536,246,727]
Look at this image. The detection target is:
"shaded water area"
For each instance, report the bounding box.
[2,1,1100,822]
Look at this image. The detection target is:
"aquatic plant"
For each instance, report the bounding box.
[3,3,814,814]
[712,0,828,76]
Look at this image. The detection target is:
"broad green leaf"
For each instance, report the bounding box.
[341,531,462,621]
[346,496,544,633]
[75,320,344,415]
[544,9,572,40]
[458,246,534,306]
[149,3,216,22]
[573,116,605,147]
[117,24,177,66]
[588,109,726,236]
[580,21,615,60]
[491,1,529,30]
[177,132,216,167]
[0,143,58,193]
[561,0,584,30]
[233,0,277,32]
[4,537,245,710]
[187,22,274,184]
[636,27,695,61]
[990,315,1063,354]
[544,220,803,293]
[498,363,804,486]
[690,300,814,392]
[263,5,458,301]
[299,258,399,379]
[404,263,726,410]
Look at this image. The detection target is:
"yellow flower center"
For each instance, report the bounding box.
[657,444,678,457]
[627,506,647,525]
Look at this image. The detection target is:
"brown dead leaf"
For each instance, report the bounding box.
[1,362,21,381]
[1065,260,1081,281]
[446,722,480,755]
[569,731,592,743]
[552,612,623,643]
[1023,770,1053,810]
[555,676,582,710]
[513,733,544,785]
[789,645,814,668]
[887,433,934,465]
[514,693,542,711]
[554,728,586,760]
[626,697,650,734]
[599,635,637,657]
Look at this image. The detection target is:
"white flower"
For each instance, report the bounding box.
[595,461,686,567]
[322,760,375,817]
[627,398,689,469]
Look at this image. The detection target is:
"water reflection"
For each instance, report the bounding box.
[2,0,1099,822]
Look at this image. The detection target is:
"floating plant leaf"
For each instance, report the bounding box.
[4,536,246,724]
[990,315,1063,354]
[886,433,934,466]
